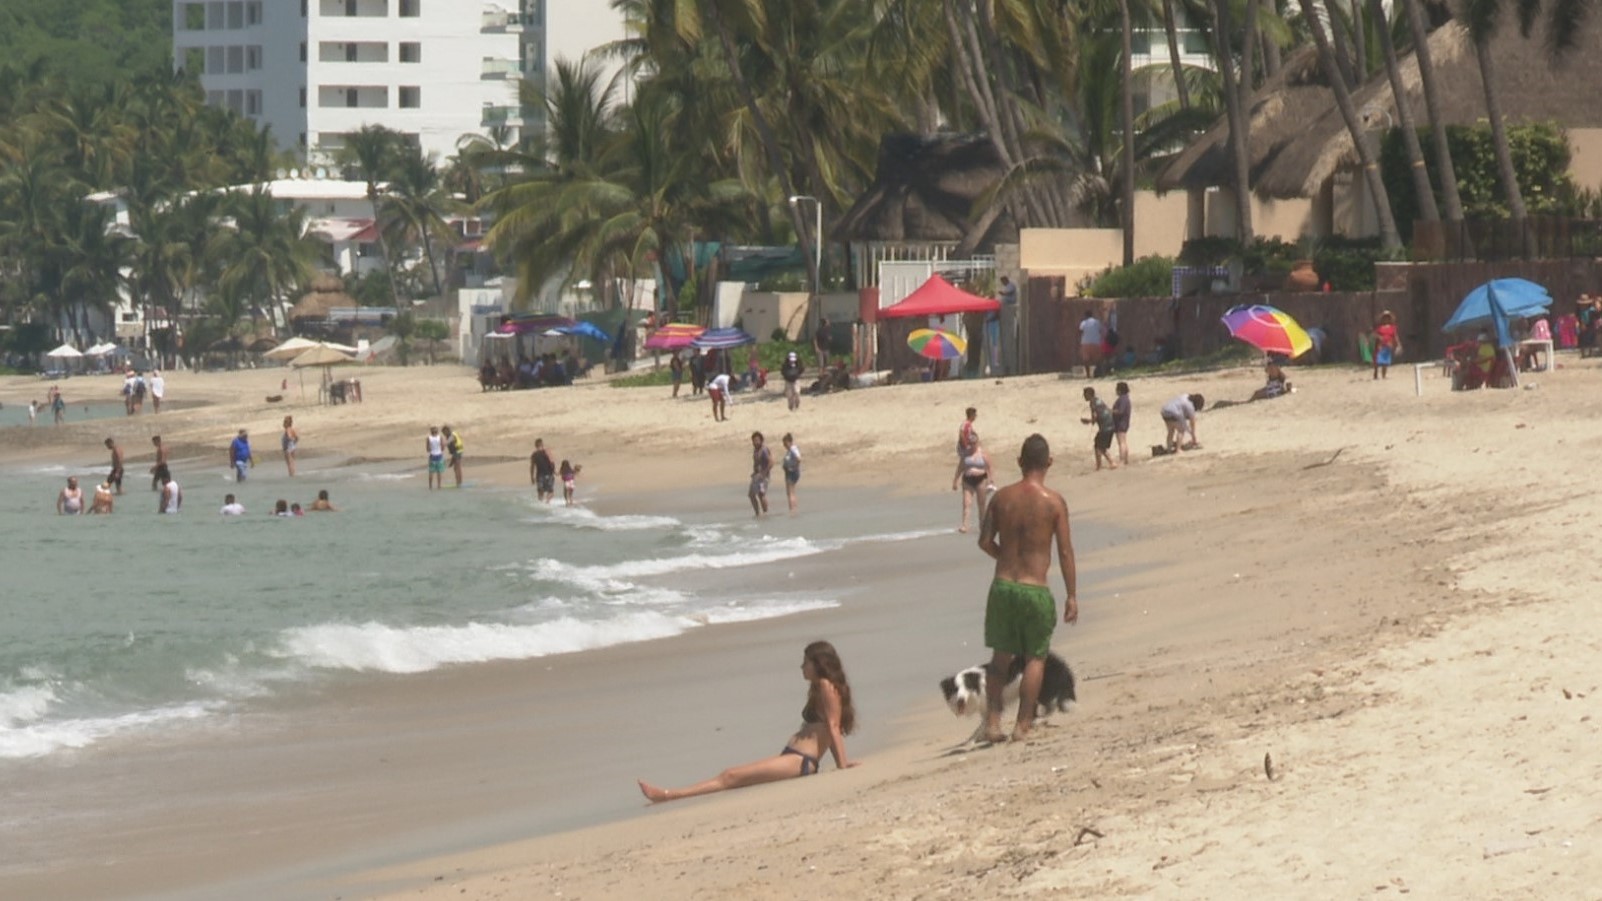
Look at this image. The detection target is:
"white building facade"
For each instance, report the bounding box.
[172,0,547,163]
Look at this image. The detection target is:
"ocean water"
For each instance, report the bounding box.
[0,460,944,762]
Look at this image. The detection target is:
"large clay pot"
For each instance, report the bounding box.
[1286,260,1319,292]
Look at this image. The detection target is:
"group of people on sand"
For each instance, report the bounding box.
[640,431,1078,802]
[120,368,166,414]
[528,437,581,506]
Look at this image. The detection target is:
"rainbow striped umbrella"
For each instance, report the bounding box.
[907,328,967,360]
[1220,304,1313,358]
[642,322,705,350]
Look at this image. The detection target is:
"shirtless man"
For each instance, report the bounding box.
[976,434,1077,743]
[104,437,125,495]
[149,435,169,491]
[530,438,556,503]
[57,476,85,515]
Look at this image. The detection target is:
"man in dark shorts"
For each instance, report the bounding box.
[1080,387,1117,471]
[977,434,1077,743]
[104,437,125,495]
[748,431,771,517]
[530,437,557,503]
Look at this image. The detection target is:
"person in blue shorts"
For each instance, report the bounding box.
[425,425,445,490]
[977,434,1077,743]
[228,429,253,482]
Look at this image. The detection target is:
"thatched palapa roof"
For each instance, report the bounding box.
[290,272,356,320]
[1157,19,1602,199]
[835,133,1017,250]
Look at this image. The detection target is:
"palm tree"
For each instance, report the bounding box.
[52,200,133,344]
[1365,0,1440,226]
[1296,0,1401,250]
[1119,0,1137,266]
[212,188,321,329]
[1400,0,1463,221]
[339,125,406,303]
[381,147,459,299]
[1462,0,1528,249]
[1208,0,1254,241]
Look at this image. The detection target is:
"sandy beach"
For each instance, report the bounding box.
[4,355,1602,899]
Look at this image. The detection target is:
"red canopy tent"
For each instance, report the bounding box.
[877,275,1001,319]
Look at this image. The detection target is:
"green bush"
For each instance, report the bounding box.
[1080,255,1176,297]
[1178,236,1241,267]
[1311,236,1388,291]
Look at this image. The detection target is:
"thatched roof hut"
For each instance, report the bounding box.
[1157,19,1602,199]
[835,133,1017,250]
[290,273,355,321]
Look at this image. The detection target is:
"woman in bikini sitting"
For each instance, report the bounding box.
[638,640,858,803]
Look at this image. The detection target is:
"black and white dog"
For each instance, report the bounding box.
[938,653,1077,740]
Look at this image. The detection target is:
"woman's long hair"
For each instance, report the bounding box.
[803,640,855,735]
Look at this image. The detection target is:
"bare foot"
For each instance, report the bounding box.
[958,526,969,533]
[981,729,1008,744]
[638,780,672,803]
[1011,721,1036,742]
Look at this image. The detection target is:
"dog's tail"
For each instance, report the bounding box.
[1058,664,1077,711]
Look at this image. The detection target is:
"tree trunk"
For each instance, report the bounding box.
[1263,27,1282,76]
[1119,0,1137,266]
[368,186,405,307]
[1327,1,1358,88]
[701,0,818,292]
[1298,0,1401,250]
[1209,0,1255,242]
[1367,0,1439,225]
[1348,0,1368,82]
[1162,0,1191,110]
[1240,0,1261,101]
[1403,0,1463,220]
[1473,35,1529,250]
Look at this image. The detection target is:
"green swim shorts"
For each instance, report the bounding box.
[983,579,1056,658]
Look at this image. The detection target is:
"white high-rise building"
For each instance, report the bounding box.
[172,0,547,164]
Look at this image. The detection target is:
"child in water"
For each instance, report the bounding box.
[559,460,582,506]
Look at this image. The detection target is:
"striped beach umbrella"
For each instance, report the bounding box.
[1220,304,1312,358]
[907,328,967,360]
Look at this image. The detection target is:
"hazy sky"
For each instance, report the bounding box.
[546,0,628,74]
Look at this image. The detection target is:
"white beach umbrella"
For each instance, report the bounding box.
[46,343,83,359]
[262,336,318,361]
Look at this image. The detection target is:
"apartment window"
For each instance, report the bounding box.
[227,45,245,74]
[227,2,244,29]
[399,41,421,63]
[182,3,206,30]
[299,132,307,147]
[207,46,224,74]
[399,0,419,17]
[399,86,420,108]
[181,47,206,75]
[300,41,307,62]
[345,0,357,15]
[227,89,244,114]
[300,87,307,108]
[246,90,262,116]
[347,88,358,108]
[247,45,262,70]
[247,1,262,25]
[346,42,358,61]
[301,0,307,16]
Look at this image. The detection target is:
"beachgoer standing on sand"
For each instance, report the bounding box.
[426,426,445,490]
[149,370,165,413]
[149,435,169,491]
[530,438,556,503]
[158,470,183,514]
[1078,312,1104,378]
[709,370,732,422]
[780,351,804,411]
[749,431,772,517]
[1373,311,1402,380]
[781,433,801,514]
[670,351,684,397]
[1160,394,1203,452]
[1112,382,1132,466]
[1080,387,1117,471]
[952,439,993,533]
[57,477,84,515]
[92,480,114,514]
[815,316,831,369]
[638,640,857,802]
[229,429,254,482]
[281,416,299,477]
[443,425,464,487]
[104,437,125,495]
[977,434,1077,742]
[689,348,706,396]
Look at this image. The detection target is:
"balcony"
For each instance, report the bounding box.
[481,7,523,33]
[481,105,527,127]
[481,58,521,80]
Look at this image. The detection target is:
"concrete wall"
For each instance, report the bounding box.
[1567,128,1602,191]
[738,292,810,342]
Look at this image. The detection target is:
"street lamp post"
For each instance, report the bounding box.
[787,194,822,296]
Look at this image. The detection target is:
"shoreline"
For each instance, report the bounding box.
[6,359,1602,898]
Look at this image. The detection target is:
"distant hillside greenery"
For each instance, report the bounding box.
[0,0,174,85]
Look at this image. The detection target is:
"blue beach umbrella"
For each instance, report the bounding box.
[1443,278,1551,334]
[550,321,612,343]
